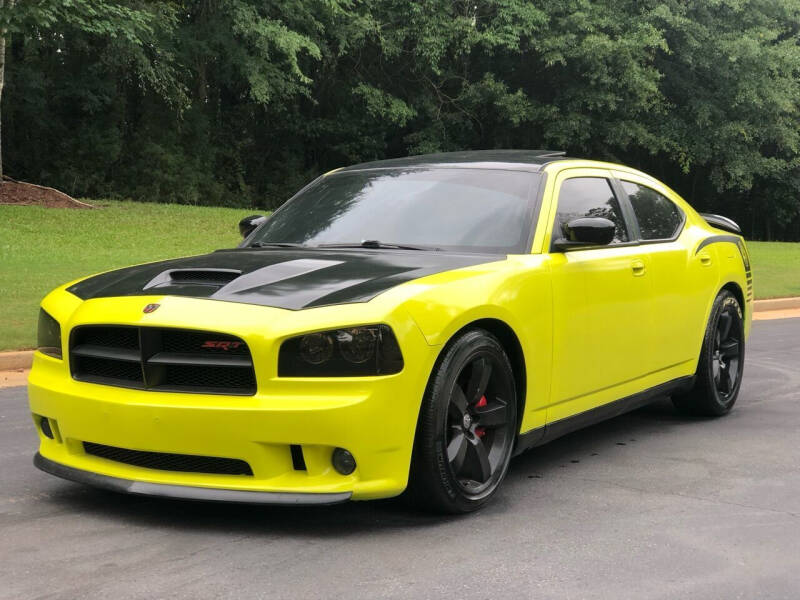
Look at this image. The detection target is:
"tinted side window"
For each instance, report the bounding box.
[621,181,684,240]
[553,177,629,245]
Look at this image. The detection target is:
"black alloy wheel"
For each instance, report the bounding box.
[445,355,513,495]
[711,305,743,399]
[407,329,517,513]
[673,290,745,416]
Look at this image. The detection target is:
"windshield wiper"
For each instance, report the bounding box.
[248,241,307,248]
[318,240,440,251]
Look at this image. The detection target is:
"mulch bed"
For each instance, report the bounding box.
[0,177,94,209]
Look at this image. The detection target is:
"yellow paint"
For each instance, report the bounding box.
[29,159,752,501]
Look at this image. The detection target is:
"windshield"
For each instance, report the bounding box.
[249,168,539,254]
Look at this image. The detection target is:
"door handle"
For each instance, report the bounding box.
[631,259,646,276]
[699,252,712,267]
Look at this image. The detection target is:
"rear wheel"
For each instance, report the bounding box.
[673,289,745,416]
[407,329,517,513]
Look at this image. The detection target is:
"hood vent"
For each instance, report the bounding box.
[143,268,242,290]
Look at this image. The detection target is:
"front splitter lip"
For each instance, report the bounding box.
[33,453,352,506]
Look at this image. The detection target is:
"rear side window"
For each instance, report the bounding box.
[621,181,684,241]
[553,177,629,245]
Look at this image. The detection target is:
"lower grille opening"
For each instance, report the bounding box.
[83,442,253,476]
[290,444,307,471]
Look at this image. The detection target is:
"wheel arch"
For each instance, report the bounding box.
[721,281,746,317]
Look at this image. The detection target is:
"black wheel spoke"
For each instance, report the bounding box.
[447,431,468,474]
[465,357,492,405]
[476,401,508,428]
[465,436,492,483]
[718,312,733,341]
[718,365,729,393]
[449,386,468,420]
[719,339,739,358]
[726,360,738,391]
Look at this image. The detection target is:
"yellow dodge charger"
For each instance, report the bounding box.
[29,151,752,513]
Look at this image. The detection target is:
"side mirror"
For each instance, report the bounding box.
[554,217,616,250]
[239,214,268,239]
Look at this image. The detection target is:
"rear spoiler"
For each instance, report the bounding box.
[699,213,741,235]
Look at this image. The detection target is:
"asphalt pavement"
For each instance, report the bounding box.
[2,318,799,599]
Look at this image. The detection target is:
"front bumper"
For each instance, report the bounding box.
[29,353,433,502]
[29,295,439,503]
[34,453,351,505]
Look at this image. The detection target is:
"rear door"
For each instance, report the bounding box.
[546,169,655,423]
[613,173,712,374]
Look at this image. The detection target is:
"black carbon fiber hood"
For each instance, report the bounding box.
[66,248,499,310]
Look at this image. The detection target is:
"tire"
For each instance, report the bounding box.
[406,328,518,513]
[673,289,745,416]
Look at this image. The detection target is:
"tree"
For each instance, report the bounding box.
[3,0,800,239]
[0,0,180,184]
[0,0,17,182]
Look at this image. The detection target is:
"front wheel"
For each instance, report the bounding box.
[673,289,745,416]
[407,329,518,513]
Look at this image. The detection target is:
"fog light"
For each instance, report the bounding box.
[39,417,54,440]
[332,448,356,475]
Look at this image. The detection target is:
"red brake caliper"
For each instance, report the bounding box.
[475,395,487,437]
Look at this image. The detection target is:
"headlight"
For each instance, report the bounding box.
[37,309,62,359]
[279,325,403,376]
[299,332,334,364]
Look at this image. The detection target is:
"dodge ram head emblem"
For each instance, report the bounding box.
[142,303,160,314]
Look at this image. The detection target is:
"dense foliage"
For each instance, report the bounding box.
[2,0,800,240]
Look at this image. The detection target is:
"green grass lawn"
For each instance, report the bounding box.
[0,200,258,351]
[747,241,800,299]
[1,201,799,351]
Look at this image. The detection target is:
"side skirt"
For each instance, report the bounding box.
[512,375,695,457]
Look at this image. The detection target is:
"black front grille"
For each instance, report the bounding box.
[84,442,253,476]
[70,326,256,395]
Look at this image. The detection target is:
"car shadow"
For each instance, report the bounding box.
[42,397,700,535]
[508,396,702,476]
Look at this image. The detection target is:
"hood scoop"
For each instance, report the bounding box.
[143,268,242,290]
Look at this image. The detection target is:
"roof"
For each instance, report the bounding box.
[338,150,568,173]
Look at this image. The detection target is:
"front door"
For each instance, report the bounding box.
[546,170,655,423]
